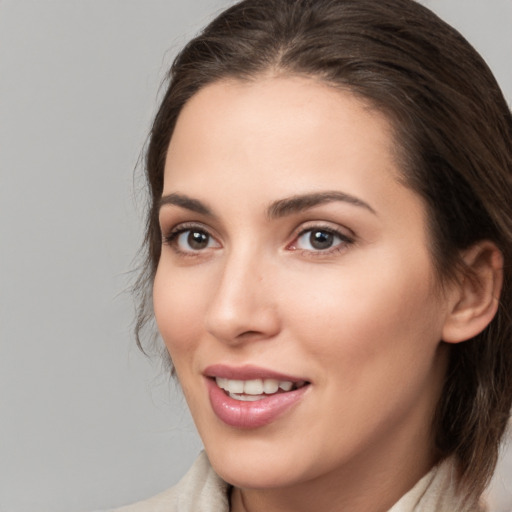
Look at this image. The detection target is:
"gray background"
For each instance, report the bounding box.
[1,1,511,511]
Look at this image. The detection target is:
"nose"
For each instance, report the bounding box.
[204,250,281,344]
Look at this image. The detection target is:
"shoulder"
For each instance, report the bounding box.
[389,458,486,512]
[112,451,230,512]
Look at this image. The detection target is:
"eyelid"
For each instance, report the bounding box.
[162,220,215,239]
[286,222,355,255]
[162,221,221,255]
[291,220,354,241]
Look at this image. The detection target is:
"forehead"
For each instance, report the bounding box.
[164,76,399,194]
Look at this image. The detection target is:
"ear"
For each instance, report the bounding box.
[442,241,503,344]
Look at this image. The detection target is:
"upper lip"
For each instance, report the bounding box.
[203,364,308,382]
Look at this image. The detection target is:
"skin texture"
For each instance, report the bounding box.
[153,76,463,512]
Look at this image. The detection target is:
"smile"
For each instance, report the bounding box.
[204,365,310,428]
[215,377,307,401]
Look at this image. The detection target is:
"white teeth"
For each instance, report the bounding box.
[263,379,279,394]
[279,381,293,391]
[215,377,297,396]
[244,379,264,395]
[228,379,244,393]
[216,377,228,389]
[229,393,264,401]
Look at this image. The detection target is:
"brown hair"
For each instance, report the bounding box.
[135,0,512,501]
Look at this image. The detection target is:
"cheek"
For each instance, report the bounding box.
[282,251,443,375]
[280,256,446,447]
[153,263,209,358]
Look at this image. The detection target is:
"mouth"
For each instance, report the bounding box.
[214,377,309,401]
[204,365,311,428]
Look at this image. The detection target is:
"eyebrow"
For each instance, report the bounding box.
[159,193,214,216]
[267,191,376,219]
[158,190,376,218]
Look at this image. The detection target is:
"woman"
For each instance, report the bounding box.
[118,0,512,510]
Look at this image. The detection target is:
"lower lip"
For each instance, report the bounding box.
[206,378,309,429]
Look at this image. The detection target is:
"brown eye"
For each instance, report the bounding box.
[187,230,210,250]
[309,230,335,250]
[169,227,221,253]
[290,226,353,254]
[297,229,342,251]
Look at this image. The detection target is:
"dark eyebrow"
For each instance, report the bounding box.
[267,191,376,219]
[158,193,213,216]
[159,191,375,219]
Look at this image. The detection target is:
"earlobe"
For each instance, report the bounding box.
[442,241,503,344]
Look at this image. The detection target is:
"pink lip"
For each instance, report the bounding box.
[204,365,310,429]
[204,364,305,382]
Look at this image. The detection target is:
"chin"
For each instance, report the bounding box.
[203,435,310,489]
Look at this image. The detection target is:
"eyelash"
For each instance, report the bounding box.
[163,222,219,258]
[162,222,355,258]
[288,225,354,257]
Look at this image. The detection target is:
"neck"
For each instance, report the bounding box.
[231,441,439,512]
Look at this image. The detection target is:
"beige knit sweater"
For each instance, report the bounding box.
[113,451,483,512]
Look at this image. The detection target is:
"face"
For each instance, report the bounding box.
[153,76,451,493]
